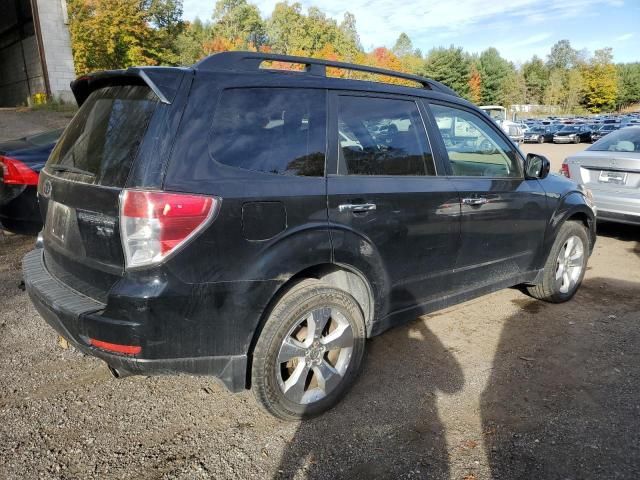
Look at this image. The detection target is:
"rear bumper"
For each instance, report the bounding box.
[23,249,248,392]
[597,210,640,225]
[591,190,640,226]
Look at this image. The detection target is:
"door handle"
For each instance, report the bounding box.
[338,203,377,213]
[461,197,489,206]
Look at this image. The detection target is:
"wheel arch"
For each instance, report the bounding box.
[244,262,375,388]
[547,192,597,256]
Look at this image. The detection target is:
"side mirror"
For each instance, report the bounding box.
[525,153,551,180]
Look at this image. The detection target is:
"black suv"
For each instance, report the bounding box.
[24,52,596,420]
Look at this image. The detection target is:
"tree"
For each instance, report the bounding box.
[522,55,548,104]
[173,18,213,65]
[67,0,158,75]
[422,46,471,98]
[543,69,564,107]
[336,12,361,60]
[499,70,526,108]
[546,39,578,70]
[468,65,482,104]
[478,48,513,105]
[582,48,618,113]
[616,63,640,110]
[212,0,265,49]
[392,33,413,58]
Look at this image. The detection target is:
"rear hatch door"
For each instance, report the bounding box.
[39,84,161,301]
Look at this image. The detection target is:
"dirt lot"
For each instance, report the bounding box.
[1,116,639,479]
[0,108,74,140]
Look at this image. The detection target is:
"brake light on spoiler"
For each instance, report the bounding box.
[120,190,221,269]
[0,155,39,185]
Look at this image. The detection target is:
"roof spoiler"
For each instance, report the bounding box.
[70,67,188,106]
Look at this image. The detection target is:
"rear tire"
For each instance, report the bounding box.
[251,279,366,420]
[526,221,589,303]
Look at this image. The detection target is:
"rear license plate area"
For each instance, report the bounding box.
[598,170,627,185]
[47,201,72,242]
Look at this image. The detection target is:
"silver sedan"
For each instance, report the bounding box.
[561,126,640,225]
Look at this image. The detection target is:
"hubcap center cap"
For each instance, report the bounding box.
[306,345,324,364]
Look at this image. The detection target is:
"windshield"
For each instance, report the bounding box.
[588,128,640,152]
[530,128,546,133]
[559,126,579,133]
[46,85,158,187]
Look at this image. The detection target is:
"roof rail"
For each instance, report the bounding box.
[194,51,459,97]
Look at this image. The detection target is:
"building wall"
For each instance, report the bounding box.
[35,0,75,103]
[0,1,45,107]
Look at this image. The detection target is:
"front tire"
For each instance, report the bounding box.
[526,221,589,303]
[251,279,366,420]
[574,136,580,144]
[538,135,545,144]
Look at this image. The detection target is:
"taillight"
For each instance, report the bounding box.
[0,155,39,185]
[560,163,570,178]
[120,190,220,269]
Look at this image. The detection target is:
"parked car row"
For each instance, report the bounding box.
[521,112,640,144]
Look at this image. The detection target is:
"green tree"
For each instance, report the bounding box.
[616,62,640,109]
[582,48,618,112]
[522,55,548,104]
[212,0,265,48]
[544,69,564,107]
[499,70,526,108]
[336,12,361,60]
[422,46,471,98]
[173,17,213,65]
[392,33,413,58]
[546,39,578,70]
[478,48,513,105]
[266,2,360,59]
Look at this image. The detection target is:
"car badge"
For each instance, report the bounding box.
[42,179,52,198]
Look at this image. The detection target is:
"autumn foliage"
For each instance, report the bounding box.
[65,0,640,112]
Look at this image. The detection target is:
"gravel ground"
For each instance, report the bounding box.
[0,108,74,140]
[2,222,639,480]
[1,115,639,479]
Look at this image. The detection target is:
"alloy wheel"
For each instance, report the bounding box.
[555,235,585,294]
[276,307,354,405]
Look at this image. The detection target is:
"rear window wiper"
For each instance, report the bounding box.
[49,165,96,177]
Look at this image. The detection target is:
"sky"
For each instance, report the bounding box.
[182,0,640,64]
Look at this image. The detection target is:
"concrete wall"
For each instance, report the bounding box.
[35,0,75,103]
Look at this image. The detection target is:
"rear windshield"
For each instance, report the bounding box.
[46,85,158,187]
[588,128,640,152]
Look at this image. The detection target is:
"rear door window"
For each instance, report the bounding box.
[337,95,435,176]
[209,88,326,176]
[46,85,158,187]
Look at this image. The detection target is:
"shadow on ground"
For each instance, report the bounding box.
[482,277,640,479]
[275,320,464,479]
[596,221,640,257]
